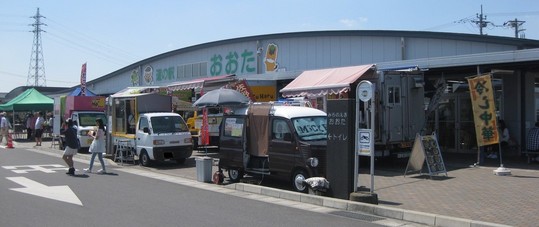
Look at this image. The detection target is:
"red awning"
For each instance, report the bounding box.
[280,64,375,97]
[167,75,236,91]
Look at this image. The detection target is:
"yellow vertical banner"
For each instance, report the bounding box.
[467,74,499,147]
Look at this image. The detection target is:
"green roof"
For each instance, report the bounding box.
[0,88,53,111]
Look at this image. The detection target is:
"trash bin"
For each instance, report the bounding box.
[196,157,213,182]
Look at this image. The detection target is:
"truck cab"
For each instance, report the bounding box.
[219,103,327,192]
[135,112,192,166]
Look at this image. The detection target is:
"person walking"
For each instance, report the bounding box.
[34,111,45,146]
[0,112,12,145]
[61,119,78,175]
[84,119,107,174]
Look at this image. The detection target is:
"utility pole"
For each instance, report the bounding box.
[504,18,526,38]
[472,5,490,35]
[27,8,47,87]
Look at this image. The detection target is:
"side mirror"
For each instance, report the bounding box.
[143,127,150,134]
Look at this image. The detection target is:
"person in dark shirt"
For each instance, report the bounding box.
[61,119,79,175]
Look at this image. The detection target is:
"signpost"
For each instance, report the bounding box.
[355,81,375,194]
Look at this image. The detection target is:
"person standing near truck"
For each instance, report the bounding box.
[61,119,78,175]
[84,119,107,174]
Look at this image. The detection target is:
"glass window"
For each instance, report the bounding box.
[139,117,149,131]
[292,116,327,141]
[150,115,189,134]
[114,99,126,133]
[78,113,107,127]
[388,86,401,104]
[223,117,244,137]
[272,119,291,141]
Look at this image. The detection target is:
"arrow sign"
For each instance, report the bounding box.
[7,177,83,206]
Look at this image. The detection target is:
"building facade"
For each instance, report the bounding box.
[86,30,539,155]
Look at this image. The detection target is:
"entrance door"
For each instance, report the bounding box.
[434,94,476,153]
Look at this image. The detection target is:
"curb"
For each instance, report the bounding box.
[225,184,512,227]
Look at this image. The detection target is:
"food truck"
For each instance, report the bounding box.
[106,87,192,166]
[218,103,327,192]
[53,96,106,151]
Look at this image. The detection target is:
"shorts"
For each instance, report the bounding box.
[63,146,78,156]
[34,129,43,138]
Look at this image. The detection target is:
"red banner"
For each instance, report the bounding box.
[200,107,210,145]
[227,80,255,101]
[80,63,87,96]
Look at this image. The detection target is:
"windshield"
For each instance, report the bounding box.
[78,113,107,127]
[292,116,327,141]
[151,116,189,133]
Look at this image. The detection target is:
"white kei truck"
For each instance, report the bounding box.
[106,87,193,166]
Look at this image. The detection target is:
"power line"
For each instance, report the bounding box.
[44,17,141,61]
[0,70,76,84]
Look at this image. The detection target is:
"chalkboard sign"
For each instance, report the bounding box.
[422,134,446,175]
[405,133,447,177]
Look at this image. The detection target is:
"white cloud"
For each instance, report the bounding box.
[339,19,357,27]
[339,17,368,28]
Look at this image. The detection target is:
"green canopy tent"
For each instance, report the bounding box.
[0,88,54,137]
[0,88,53,111]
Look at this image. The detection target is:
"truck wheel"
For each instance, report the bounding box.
[175,158,186,164]
[228,168,244,182]
[291,170,309,193]
[139,151,152,167]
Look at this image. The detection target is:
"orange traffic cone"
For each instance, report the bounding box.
[6,132,14,149]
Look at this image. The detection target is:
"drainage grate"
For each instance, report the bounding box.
[329,211,385,222]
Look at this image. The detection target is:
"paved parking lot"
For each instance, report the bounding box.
[10,139,539,227]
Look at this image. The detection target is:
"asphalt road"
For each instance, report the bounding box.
[0,147,405,227]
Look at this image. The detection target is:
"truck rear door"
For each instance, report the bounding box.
[382,72,425,143]
[219,116,246,168]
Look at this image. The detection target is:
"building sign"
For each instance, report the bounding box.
[143,65,154,85]
[209,49,256,76]
[264,43,279,72]
[131,68,140,86]
[155,67,175,82]
[251,86,276,102]
[467,74,499,146]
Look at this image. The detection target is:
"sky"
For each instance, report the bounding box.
[1,0,539,93]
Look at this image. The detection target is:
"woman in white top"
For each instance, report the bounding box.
[84,119,107,174]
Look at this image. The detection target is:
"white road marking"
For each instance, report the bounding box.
[3,164,67,173]
[6,177,83,206]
